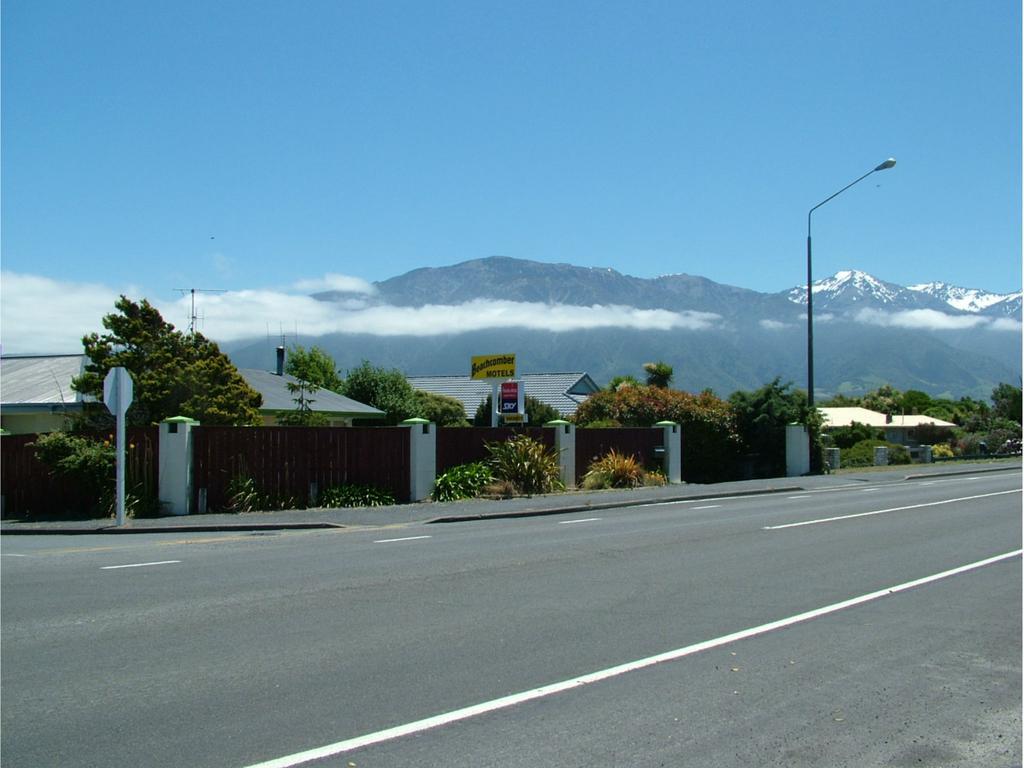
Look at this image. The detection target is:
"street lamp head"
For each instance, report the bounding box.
[875,158,896,171]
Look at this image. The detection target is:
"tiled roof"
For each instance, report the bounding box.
[1,354,92,407]
[407,372,599,418]
[239,369,385,417]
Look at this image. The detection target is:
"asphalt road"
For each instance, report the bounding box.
[2,470,1020,767]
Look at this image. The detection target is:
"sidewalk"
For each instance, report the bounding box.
[2,460,1018,535]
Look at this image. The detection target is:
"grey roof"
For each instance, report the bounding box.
[239,369,385,418]
[407,372,600,418]
[1,354,93,409]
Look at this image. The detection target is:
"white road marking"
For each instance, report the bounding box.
[692,505,721,510]
[242,549,1022,768]
[558,518,601,525]
[860,488,879,492]
[1,553,29,557]
[101,560,182,570]
[764,489,1022,530]
[787,495,811,500]
[373,535,432,544]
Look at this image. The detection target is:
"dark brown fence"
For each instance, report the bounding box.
[1,428,158,520]
[436,427,555,475]
[191,426,411,510]
[575,428,663,482]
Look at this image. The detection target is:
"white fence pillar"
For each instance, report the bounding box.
[546,420,576,489]
[158,417,198,515]
[656,421,682,484]
[402,419,437,502]
[785,424,810,477]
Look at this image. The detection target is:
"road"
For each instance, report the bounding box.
[2,470,1020,767]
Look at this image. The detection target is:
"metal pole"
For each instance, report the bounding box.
[805,158,895,473]
[115,411,126,526]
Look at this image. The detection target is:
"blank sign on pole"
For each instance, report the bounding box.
[103,367,134,526]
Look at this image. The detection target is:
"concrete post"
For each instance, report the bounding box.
[919,445,933,464]
[873,446,889,466]
[656,421,682,484]
[785,424,810,477]
[826,447,841,471]
[545,420,576,489]
[402,419,436,502]
[158,417,199,515]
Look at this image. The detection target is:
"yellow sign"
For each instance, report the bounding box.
[502,413,525,424]
[471,354,516,380]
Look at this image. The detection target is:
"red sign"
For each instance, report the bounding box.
[500,381,519,414]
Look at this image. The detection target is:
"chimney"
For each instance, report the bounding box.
[276,346,285,376]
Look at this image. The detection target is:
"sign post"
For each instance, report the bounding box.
[471,354,516,427]
[104,367,134,526]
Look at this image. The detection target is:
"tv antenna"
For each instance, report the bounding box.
[174,287,227,335]
[266,321,300,349]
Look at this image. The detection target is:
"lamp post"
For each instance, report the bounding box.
[806,157,895,467]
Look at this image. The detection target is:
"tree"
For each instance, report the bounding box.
[472,395,561,426]
[72,296,262,426]
[606,375,641,392]
[340,361,418,425]
[643,361,674,389]
[991,382,1022,424]
[413,390,470,426]
[900,390,933,415]
[729,378,820,477]
[277,379,329,426]
[286,345,344,393]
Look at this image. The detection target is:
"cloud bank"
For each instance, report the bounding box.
[853,307,1022,332]
[1,272,719,353]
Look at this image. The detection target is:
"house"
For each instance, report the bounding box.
[238,368,385,426]
[0,351,384,432]
[819,406,957,448]
[406,372,601,420]
[0,354,93,434]
[238,347,385,426]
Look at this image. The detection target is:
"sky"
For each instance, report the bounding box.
[2,0,1020,353]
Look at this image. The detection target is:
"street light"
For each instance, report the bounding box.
[806,157,895,467]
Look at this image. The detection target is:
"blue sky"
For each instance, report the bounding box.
[2,0,1020,351]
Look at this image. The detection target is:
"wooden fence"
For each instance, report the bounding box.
[575,428,663,481]
[1,428,158,520]
[436,427,554,475]
[190,426,411,510]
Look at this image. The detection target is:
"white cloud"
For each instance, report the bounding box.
[1,273,721,352]
[990,317,1023,332]
[0,272,121,353]
[291,273,378,295]
[853,307,996,331]
[759,319,790,331]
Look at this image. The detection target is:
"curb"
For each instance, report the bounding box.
[903,464,1021,481]
[425,485,806,524]
[0,522,345,536]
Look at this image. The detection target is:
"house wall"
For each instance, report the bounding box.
[0,411,69,435]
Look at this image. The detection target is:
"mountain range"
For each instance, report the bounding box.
[226,257,1021,401]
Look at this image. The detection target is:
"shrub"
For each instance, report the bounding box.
[320,483,395,508]
[841,439,911,468]
[827,422,884,450]
[582,449,646,489]
[223,474,299,512]
[30,431,157,518]
[931,443,955,459]
[573,386,739,483]
[485,435,563,495]
[433,462,493,502]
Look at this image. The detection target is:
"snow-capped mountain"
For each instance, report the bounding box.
[906,281,1023,317]
[787,269,1021,317]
